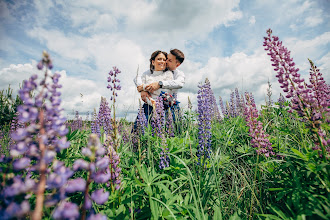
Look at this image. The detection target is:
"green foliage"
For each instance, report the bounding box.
[0,85,23,127]
[1,102,329,219]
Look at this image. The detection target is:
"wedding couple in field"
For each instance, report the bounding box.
[133,49,185,127]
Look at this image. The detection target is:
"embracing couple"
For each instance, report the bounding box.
[133,49,185,125]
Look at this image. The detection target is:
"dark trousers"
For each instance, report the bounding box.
[133,103,180,132]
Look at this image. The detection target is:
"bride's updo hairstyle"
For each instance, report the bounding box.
[150,50,167,73]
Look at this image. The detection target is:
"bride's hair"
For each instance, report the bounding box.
[150,50,168,73]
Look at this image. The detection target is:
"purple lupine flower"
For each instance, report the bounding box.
[108,145,121,191]
[197,80,212,166]
[1,51,71,219]
[97,97,112,137]
[229,91,237,117]
[235,88,246,116]
[106,66,122,151]
[165,108,175,137]
[264,28,329,158]
[87,213,108,220]
[277,93,286,108]
[68,134,111,219]
[91,108,100,137]
[3,201,30,218]
[36,50,53,70]
[53,201,80,220]
[225,101,231,118]
[151,97,165,138]
[205,78,221,121]
[107,66,121,100]
[8,112,25,147]
[244,93,275,157]
[118,121,131,145]
[136,103,148,135]
[71,110,83,131]
[65,178,86,193]
[159,135,170,169]
[91,189,109,205]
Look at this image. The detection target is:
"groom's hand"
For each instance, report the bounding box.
[145,82,160,93]
[140,91,150,103]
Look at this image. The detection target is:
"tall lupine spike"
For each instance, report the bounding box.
[66,134,110,220]
[225,101,231,118]
[244,92,275,157]
[151,97,165,138]
[205,78,221,121]
[118,120,131,145]
[197,80,212,167]
[277,93,286,109]
[73,110,83,131]
[8,112,23,149]
[107,144,121,191]
[234,88,242,116]
[264,28,329,158]
[229,91,237,117]
[159,134,170,169]
[1,51,71,220]
[166,108,175,137]
[136,101,147,135]
[107,66,121,151]
[97,97,112,137]
[91,108,100,137]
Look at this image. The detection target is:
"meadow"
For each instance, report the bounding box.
[0,29,329,220]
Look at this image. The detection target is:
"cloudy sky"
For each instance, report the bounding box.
[0,0,329,121]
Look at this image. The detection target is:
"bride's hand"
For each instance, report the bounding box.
[140,91,150,103]
[145,82,160,93]
[137,85,143,92]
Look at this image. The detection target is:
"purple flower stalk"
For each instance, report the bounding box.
[1,51,71,220]
[205,78,221,121]
[244,92,275,157]
[264,28,329,158]
[151,97,165,138]
[69,133,110,220]
[91,108,100,137]
[97,97,112,137]
[159,135,170,169]
[165,109,175,137]
[197,80,212,166]
[229,91,237,117]
[107,66,121,151]
[108,144,121,191]
[136,103,147,135]
[37,50,53,70]
[277,93,286,109]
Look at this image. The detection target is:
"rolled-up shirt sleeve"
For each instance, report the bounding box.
[162,69,185,89]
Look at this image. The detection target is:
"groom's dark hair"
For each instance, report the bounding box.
[170,49,185,64]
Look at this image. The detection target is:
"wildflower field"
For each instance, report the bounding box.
[0,30,329,220]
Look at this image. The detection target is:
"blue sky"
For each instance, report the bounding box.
[0,0,329,120]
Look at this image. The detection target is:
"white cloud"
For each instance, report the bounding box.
[304,16,323,27]
[249,16,256,25]
[285,32,330,73]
